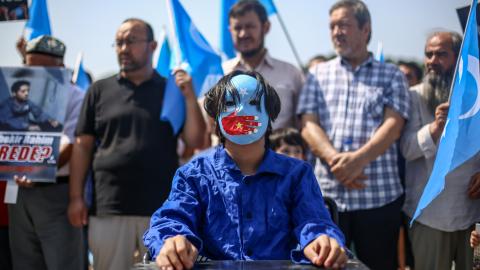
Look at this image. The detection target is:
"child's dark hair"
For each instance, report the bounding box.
[269,127,306,152]
[203,70,281,145]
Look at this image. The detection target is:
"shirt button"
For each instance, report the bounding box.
[246,212,253,219]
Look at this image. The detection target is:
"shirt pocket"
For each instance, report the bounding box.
[268,205,291,232]
[362,85,384,119]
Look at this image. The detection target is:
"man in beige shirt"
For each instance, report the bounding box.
[400,31,480,270]
[223,0,303,130]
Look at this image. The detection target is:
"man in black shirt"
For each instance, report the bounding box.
[68,18,205,270]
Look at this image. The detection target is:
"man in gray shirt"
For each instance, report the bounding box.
[223,0,303,130]
[400,31,480,270]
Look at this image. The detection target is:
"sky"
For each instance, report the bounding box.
[0,0,472,80]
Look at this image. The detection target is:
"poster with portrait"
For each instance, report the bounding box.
[0,0,28,22]
[0,67,71,182]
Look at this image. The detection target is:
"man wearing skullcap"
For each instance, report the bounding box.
[8,35,85,270]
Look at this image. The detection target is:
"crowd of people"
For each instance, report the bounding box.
[0,0,479,270]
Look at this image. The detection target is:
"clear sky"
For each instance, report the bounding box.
[0,0,471,80]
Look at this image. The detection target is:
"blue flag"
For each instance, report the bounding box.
[156,36,174,78]
[73,54,91,91]
[156,35,185,134]
[219,0,277,60]
[260,0,278,15]
[220,0,237,59]
[411,0,480,223]
[25,0,51,41]
[163,0,223,134]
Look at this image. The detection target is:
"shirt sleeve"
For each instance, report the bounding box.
[143,168,203,259]
[291,67,305,128]
[289,162,346,263]
[383,66,410,120]
[63,85,85,142]
[400,90,437,161]
[296,70,322,116]
[74,83,96,136]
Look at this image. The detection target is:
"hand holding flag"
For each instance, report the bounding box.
[161,0,223,135]
[411,0,480,224]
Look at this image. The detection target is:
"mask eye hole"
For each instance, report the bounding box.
[225,100,235,107]
[249,99,259,106]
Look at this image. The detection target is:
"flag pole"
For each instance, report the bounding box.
[274,9,303,70]
[165,0,181,68]
[160,25,168,45]
[447,0,476,103]
[72,52,83,84]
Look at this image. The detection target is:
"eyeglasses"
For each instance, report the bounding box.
[113,38,150,48]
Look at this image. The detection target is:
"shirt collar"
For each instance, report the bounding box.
[338,53,374,70]
[214,145,287,176]
[116,71,164,86]
[231,50,274,70]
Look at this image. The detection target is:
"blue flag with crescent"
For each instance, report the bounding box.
[25,0,51,40]
[163,0,223,134]
[411,0,480,223]
[219,0,277,59]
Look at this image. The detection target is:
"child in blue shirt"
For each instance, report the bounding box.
[143,71,347,269]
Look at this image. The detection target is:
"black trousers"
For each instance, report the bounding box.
[339,196,403,270]
[0,226,12,270]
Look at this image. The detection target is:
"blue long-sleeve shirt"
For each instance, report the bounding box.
[144,146,345,262]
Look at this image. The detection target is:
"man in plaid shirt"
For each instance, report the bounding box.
[297,1,409,269]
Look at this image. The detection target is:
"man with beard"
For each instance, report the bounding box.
[223,0,303,130]
[297,1,410,269]
[400,31,480,270]
[68,18,205,270]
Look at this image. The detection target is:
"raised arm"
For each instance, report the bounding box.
[175,70,207,149]
[400,90,439,161]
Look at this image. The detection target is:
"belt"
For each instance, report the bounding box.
[35,176,69,187]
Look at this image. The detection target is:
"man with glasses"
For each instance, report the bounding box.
[68,18,205,270]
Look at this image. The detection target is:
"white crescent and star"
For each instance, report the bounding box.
[459,55,480,119]
[238,88,248,97]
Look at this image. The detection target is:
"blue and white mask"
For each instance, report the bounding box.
[218,74,269,145]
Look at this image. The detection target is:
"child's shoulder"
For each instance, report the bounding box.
[178,146,218,174]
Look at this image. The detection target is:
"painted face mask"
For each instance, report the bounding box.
[218,74,269,145]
